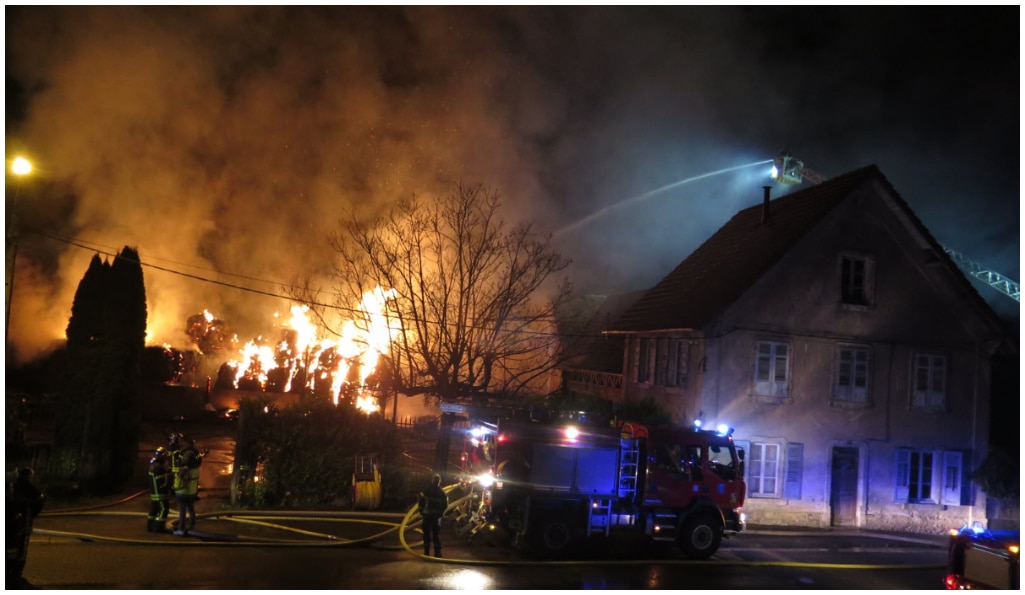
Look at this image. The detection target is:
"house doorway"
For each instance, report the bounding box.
[830,446,859,527]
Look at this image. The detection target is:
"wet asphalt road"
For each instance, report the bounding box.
[19,510,949,589]
[13,417,949,589]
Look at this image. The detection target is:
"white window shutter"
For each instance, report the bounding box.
[783,442,803,500]
[894,448,911,502]
[941,451,963,506]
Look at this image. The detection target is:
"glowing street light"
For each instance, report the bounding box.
[6,155,33,342]
[11,157,32,176]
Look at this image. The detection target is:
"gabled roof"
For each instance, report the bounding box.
[607,166,885,333]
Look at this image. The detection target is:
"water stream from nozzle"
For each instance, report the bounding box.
[553,159,773,239]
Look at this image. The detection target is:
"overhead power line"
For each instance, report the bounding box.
[24,227,606,341]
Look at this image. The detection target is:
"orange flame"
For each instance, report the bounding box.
[214,287,399,414]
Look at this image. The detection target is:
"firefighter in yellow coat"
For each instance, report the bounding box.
[173,439,202,536]
[147,447,172,533]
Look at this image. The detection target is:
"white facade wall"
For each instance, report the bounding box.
[617,184,998,533]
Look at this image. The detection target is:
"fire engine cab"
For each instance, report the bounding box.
[484,415,746,558]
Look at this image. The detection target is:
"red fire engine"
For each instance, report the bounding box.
[482,415,746,558]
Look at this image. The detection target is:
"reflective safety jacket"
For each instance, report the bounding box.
[169,447,183,476]
[174,450,202,497]
[149,461,171,501]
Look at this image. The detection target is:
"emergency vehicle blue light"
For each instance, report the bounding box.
[716,424,729,435]
[564,426,580,442]
[693,419,702,429]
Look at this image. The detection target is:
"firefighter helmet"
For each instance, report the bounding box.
[150,446,168,465]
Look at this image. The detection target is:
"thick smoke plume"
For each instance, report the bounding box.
[5,7,1018,364]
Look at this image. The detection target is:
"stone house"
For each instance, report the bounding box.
[563,166,1013,532]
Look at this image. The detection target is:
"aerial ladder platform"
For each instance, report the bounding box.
[771,152,1019,303]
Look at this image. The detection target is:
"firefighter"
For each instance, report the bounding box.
[173,439,203,536]
[167,432,184,478]
[7,467,45,586]
[417,474,448,557]
[147,447,172,533]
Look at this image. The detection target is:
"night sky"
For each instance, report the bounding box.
[4,6,1019,363]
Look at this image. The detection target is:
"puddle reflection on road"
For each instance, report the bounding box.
[423,568,494,590]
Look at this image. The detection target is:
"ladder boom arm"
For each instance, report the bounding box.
[944,248,1020,302]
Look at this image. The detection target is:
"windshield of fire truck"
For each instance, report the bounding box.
[709,445,731,465]
[709,444,740,480]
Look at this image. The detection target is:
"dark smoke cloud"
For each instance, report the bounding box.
[5,7,1018,362]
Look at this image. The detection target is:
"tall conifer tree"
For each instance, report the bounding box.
[56,246,147,490]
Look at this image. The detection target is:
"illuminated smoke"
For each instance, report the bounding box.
[5,8,1017,365]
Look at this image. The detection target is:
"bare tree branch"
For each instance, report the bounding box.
[328,182,572,404]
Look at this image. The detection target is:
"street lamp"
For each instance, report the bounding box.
[6,155,33,342]
[11,157,32,176]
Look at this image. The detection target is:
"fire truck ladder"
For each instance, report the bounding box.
[943,248,1020,303]
[617,438,640,500]
[587,438,641,537]
[588,498,612,536]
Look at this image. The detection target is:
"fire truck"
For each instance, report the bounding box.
[945,522,1019,590]
[481,415,746,558]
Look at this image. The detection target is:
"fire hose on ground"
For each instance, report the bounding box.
[29,485,945,569]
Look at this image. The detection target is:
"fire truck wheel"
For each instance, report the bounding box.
[678,513,722,559]
[533,517,573,554]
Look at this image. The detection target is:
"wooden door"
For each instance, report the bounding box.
[830,446,859,527]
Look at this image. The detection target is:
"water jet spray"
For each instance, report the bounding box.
[554,159,774,239]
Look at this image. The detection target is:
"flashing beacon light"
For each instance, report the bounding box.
[693,419,702,430]
[564,426,580,442]
[496,433,507,443]
[716,424,730,436]
[470,427,485,438]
